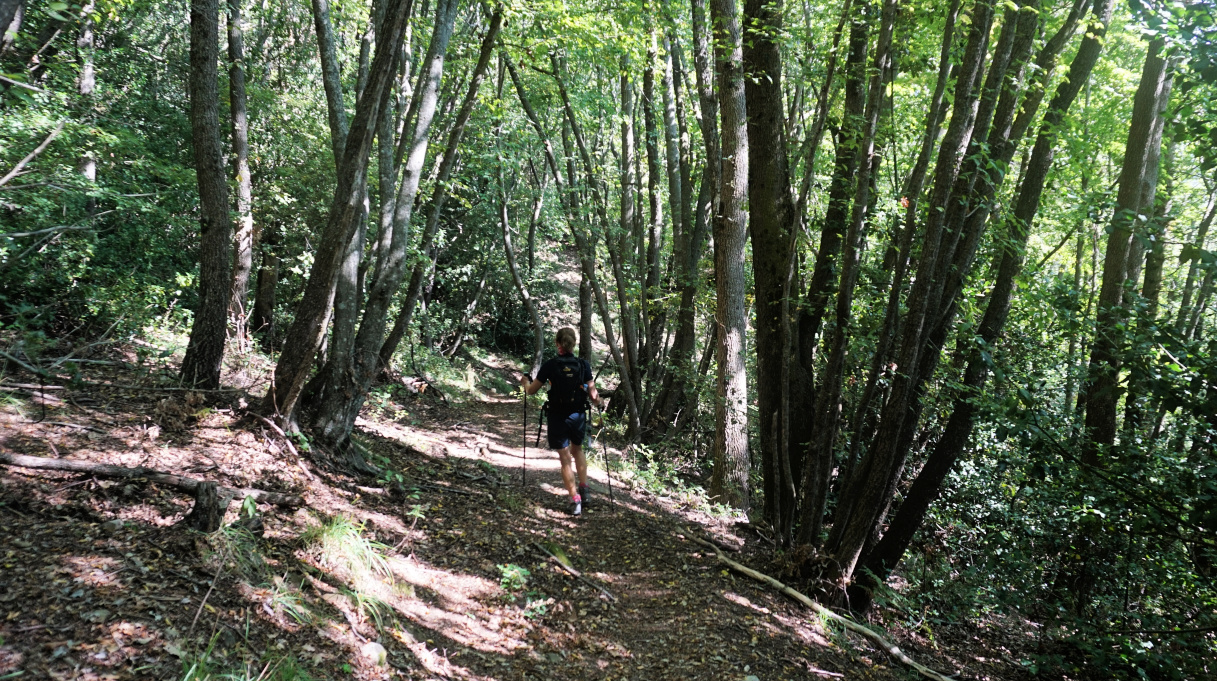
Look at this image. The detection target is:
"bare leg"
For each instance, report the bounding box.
[571,444,588,487]
[556,446,577,499]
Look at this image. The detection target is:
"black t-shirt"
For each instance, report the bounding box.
[536,352,592,415]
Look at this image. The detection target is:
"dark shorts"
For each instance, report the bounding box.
[547,411,587,450]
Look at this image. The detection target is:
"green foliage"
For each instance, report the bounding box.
[496,563,530,593]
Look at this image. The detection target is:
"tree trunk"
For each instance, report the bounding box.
[742,0,797,535]
[1081,37,1172,464]
[260,0,412,424]
[708,0,749,511]
[181,481,224,533]
[797,16,869,360]
[181,0,234,390]
[546,53,644,438]
[855,0,1115,602]
[0,0,21,53]
[311,3,495,456]
[824,0,996,585]
[252,237,278,348]
[373,0,471,372]
[500,178,545,377]
[227,0,255,341]
[1175,188,1217,333]
[613,56,643,411]
[646,25,712,438]
[642,38,663,368]
[799,0,896,548]
[311,0,349,161]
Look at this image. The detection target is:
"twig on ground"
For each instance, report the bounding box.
[42,421,106,433]
[680,532,957,681]
[532,541,618,602]
[188,552,226,639]
[0,452,303,507]
[248,413,315,481]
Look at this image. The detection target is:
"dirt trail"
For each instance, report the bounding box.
[0,351,1006,680]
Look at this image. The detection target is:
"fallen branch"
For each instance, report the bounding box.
[681,533,955,681]
[532,541,618,602]
[0,452,303,508]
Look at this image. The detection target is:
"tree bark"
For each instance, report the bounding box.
[181,0,234,390]
[500,177,545,377]
[708,0,749,511]
[613,56,643,411]
[182,481,224,533]
[260,0,413,424]
[743,0,797,535]
[856,0,1115,601]
[642,37,664,369]
[1081,37,1172,464]
[799,0,896,548]
[227,0,255,341]
[545,53,644,438]
[824,0,996,584]
[312,3,494,456]
[373,0,474,371]
[252,236,278,349]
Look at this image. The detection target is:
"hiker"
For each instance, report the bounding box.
[521,327,601,516]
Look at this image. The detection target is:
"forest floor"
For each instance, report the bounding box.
[0,342,1038,681]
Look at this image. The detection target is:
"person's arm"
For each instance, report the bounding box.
[521,376,544,395]
[583,361,601,406]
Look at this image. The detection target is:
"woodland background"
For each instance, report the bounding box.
[1,0,1216,676]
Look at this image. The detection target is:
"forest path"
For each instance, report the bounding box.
[0,350,969,680]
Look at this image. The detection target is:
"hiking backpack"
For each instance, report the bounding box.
[547,354,589,412]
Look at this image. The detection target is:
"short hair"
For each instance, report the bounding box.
[556,327,577,352]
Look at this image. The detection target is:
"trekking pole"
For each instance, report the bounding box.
[521,385,528,487]
[594,402,616,511]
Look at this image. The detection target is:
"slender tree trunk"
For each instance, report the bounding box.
[642,37,664,368]
[181,0,234,390]
[227,0,255,342]
[824,0,996,585]
[252,233,278,348]
[614,56,643,410]
[311,3,496,456]
[446,265,487,358]
[743,0,797,535]
[260,0,412,424]
[797,17,868,359]
[1081,38,1172,463]
[546,53,645,437]
[855,0,1115,603]
[799,0,896,548]
[0,0,21,54]
[499,175,545,376]
[647,21,714,437]
[77,0,96,212]
[1175,188,1217,333]
[311,0,349,162]
[372,0,462,369]
[708,0,749,511]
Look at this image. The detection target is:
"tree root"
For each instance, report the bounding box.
[0,452,303,508]
[679,532,956,681]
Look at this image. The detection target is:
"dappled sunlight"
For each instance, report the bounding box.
[62,555,126,590]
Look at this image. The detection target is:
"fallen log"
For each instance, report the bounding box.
[0,452,302,508]
[680,532,956,681]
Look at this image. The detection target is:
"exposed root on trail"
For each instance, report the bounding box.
[681,532,958,681]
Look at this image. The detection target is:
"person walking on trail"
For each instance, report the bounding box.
[521,327,601,516]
